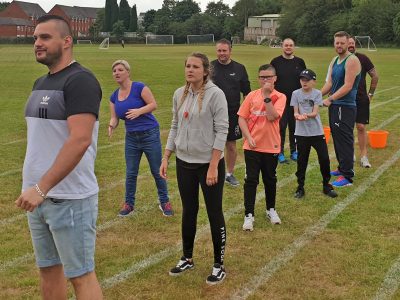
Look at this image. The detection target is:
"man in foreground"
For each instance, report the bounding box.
[15,15,103,299]
[321,31,361,187]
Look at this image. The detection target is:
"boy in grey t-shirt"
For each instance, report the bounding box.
[290,69,337,199]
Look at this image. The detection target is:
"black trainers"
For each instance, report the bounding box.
[206,263,226,285]
[323,184,338,198]
[169,256,194,276]
[225,174,240,186]
[294,188,305,199]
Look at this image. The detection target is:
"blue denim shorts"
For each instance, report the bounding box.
[27,194,98,278]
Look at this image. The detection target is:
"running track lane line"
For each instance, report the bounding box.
[373,256,400,300]
[229,148,400,300]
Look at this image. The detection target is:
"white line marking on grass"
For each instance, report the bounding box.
[375,87,400,94]
[0,168,21,177]
[373,256,400,300]
[372,113,400,130]
[230,149,400,300]
[371,96,400,110]
[0,253,34,273]
[1,138,25,146]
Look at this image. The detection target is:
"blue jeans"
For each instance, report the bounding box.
[125,126,169,206]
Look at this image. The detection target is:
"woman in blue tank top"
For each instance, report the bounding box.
[108,60,173,217]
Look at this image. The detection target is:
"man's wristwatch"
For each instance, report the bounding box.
[264,97,272,104]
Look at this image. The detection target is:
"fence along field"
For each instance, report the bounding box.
[0,44,399,299]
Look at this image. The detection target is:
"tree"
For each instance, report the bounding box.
[143,9,156,31]
[205,1,231,19]
[172,0,201,23]
[90,8,105,38]
[129,5,138,32]
[103,0,112,31]
[119,0,131,30]
[110,0,119,28]
[394,11,400,42]
[0,2,9,12]
[112,20,125,38]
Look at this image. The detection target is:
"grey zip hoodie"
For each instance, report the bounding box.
[166,80,229,164]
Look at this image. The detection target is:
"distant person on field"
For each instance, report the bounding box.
[238,64,286,231]
[160,52,229,285]
[321,31,361,187]
[121,39,125,48]
[348,36,379,168]
[271,38,306,164]
[291,69,338,199]
[211,38,251,187]
[109,59,173,217]
[15,15,103,299]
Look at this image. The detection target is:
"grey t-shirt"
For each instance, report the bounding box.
[290,88,324,137]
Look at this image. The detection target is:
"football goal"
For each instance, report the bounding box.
[187,34,215,44]
[231,36,240,45]
[354,36,377,51]
[256,36,267,45]
[99,37,109,50]
[77,39,92,45]
[145,35,174,45]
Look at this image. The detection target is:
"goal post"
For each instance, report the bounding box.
[99,37,109,50]
[77,39,92,45]
[354,36,377,51]
[145,35,174,45]
[186,34,215,44]
[269,37,282,48]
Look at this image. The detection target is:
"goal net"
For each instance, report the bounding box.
[99,38,109,50]
[146,35,174,45]
[256,36,267,45]
[187,34,215,44]
[77,39,92,45]
[231,36,240,45]
[354,36,377,51]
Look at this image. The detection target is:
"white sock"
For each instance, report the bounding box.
[226,172,232,177]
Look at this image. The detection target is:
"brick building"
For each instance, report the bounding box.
[0,1,45,37]
[48,5,100,37]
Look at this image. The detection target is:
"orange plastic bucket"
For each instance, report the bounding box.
[367,130,389,148]
[323,126,331,144]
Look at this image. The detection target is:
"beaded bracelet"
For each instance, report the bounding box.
[35,184,47,199]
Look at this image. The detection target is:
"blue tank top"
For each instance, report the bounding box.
[331,54,361,107]
[110,81,159,132]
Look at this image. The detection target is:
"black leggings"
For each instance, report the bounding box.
[176,157,226,264]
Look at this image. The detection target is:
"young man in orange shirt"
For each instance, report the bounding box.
[238,64,286,231]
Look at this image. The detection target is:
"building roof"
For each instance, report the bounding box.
[14,1,46,17]
[0,16,33,26]
[53,5,101,19]
[250,14,281,18]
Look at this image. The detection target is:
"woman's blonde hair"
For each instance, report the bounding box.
[178,52,212,113]
[111,59,131,72]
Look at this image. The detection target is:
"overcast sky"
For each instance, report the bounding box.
[21,0,238,14]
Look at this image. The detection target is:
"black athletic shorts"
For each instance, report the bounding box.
[356,97,370,124]
[227,113,242,141]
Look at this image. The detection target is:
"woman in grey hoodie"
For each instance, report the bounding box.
[160,52,229,285]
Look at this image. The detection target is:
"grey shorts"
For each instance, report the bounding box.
[27,194,98,278]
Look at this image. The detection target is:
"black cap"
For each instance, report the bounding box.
[299,69,316,80]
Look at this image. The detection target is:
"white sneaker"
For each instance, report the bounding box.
[242,213,254,231]
[360,156,371,168]
[267,208,281,225]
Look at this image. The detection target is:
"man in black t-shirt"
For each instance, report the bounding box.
[348,36,379,168]
[271,38,306,163]
[211,38,251,186]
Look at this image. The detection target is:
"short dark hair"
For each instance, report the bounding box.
[334,31,350,39]
[258,64,276,74]
[216,38,232,49]
[36,14,72,37]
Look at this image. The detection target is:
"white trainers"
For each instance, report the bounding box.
[360,156,372,168]
[266,208,281,225]
[242,213,254,231]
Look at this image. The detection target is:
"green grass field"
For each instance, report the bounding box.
[0,44,399,299]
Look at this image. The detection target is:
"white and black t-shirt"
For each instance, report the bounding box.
[23,62,102,199]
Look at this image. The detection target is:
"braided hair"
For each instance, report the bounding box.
[177,52,212,114]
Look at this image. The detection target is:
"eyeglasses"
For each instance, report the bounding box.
[258,75,275,80]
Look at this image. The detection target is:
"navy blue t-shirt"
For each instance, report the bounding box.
[110,81,159,132]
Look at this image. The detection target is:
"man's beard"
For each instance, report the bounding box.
[36,46,63,67]
[348,46,355,53]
